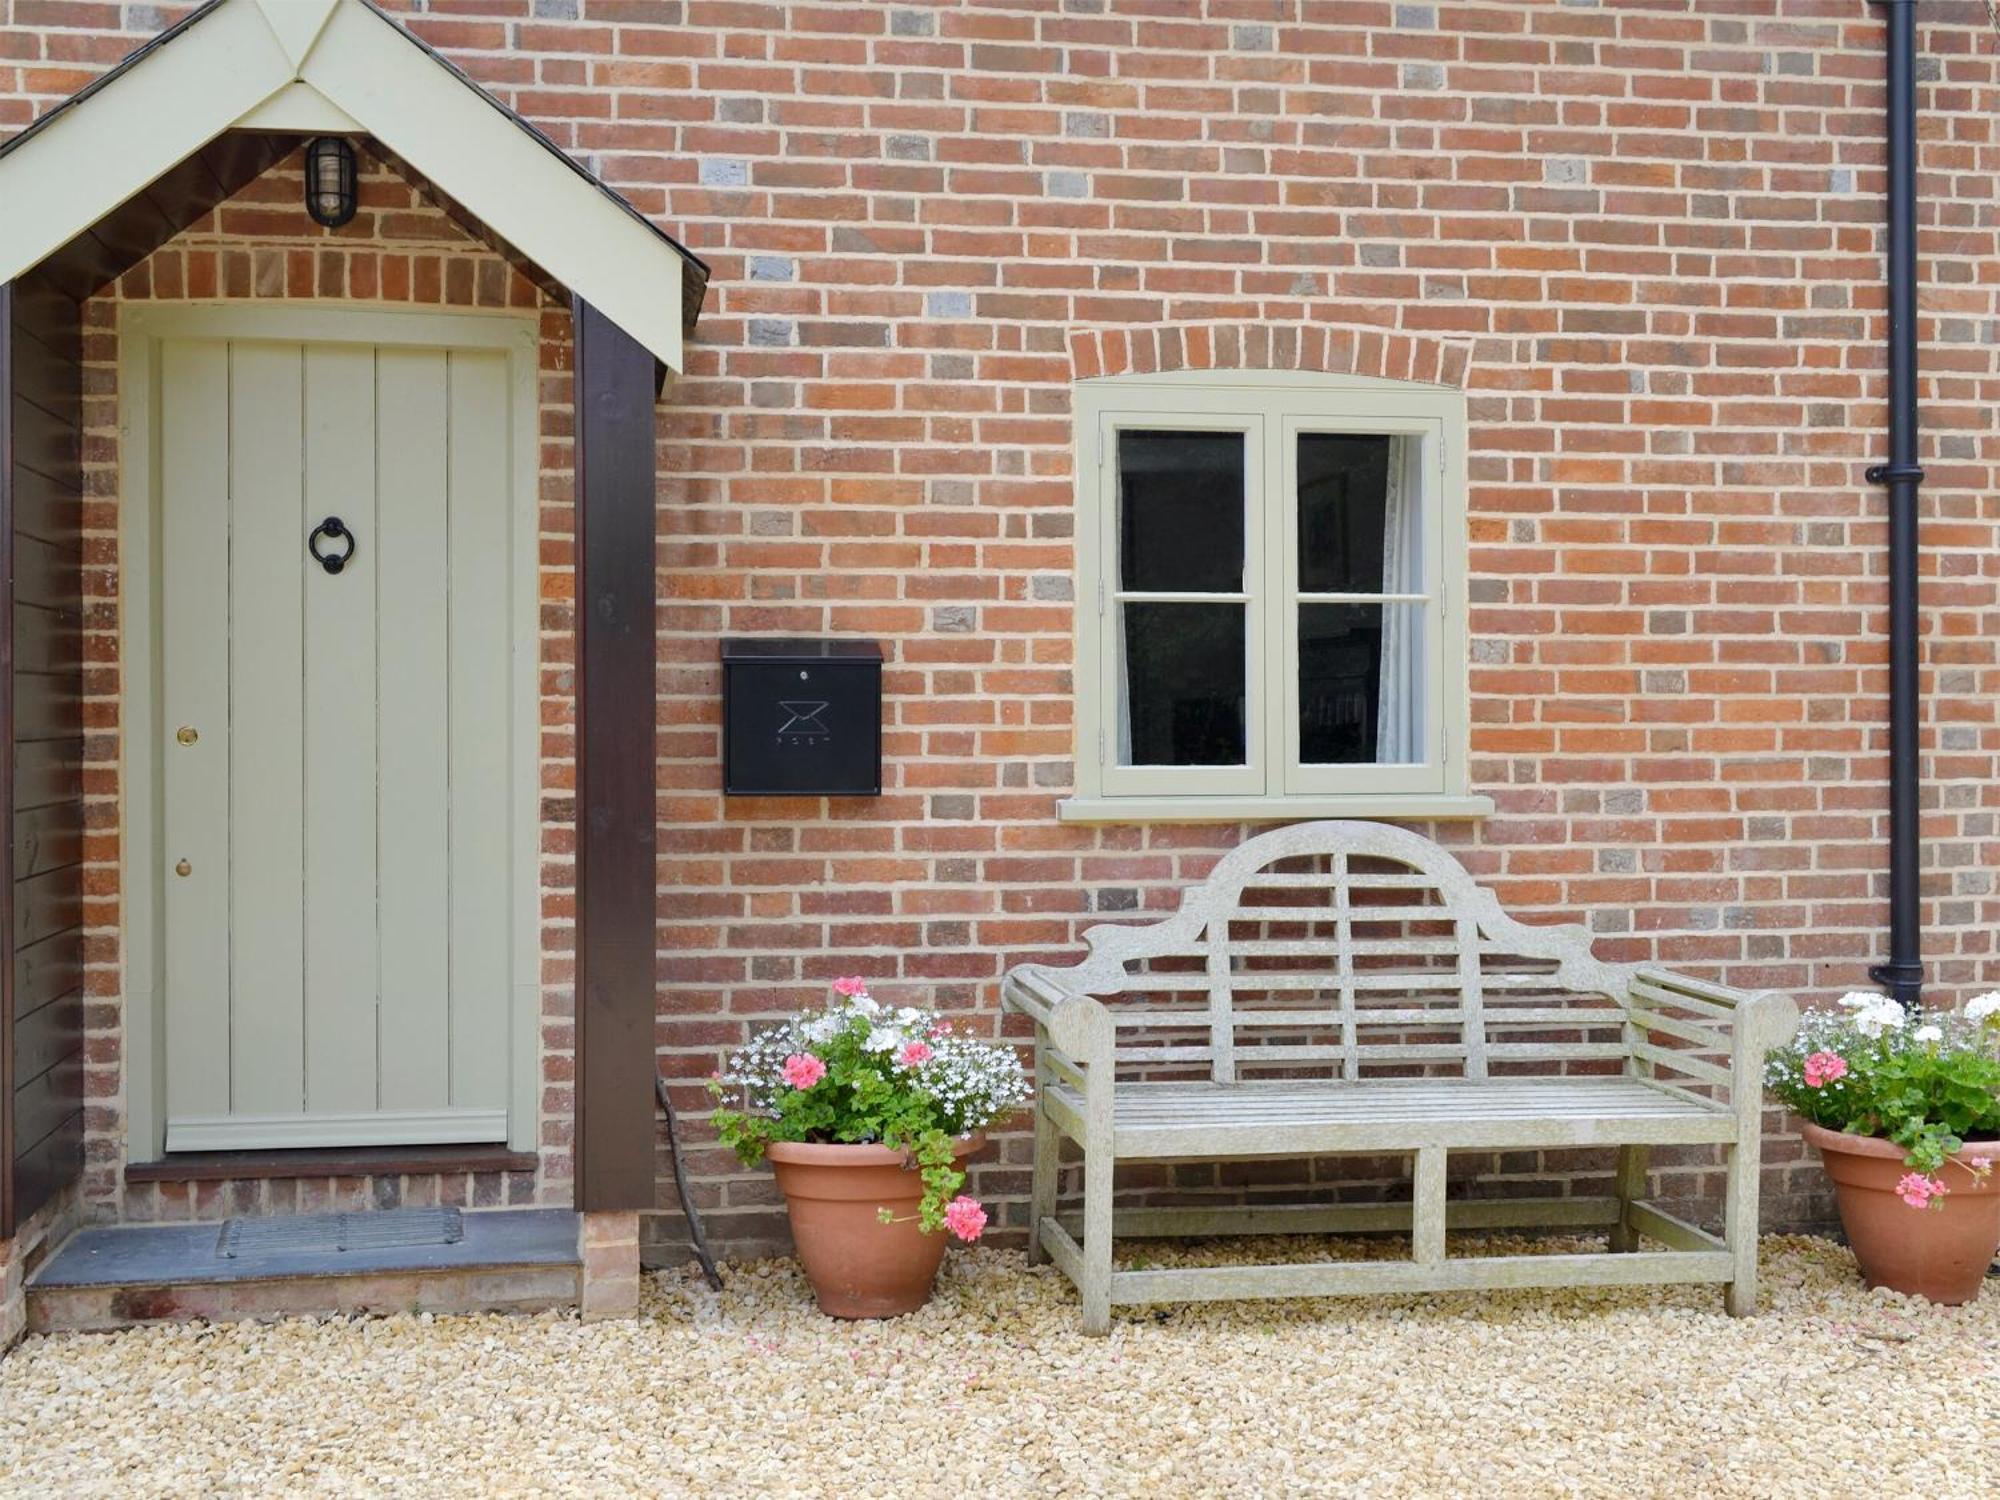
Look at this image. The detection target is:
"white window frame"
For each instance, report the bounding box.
[1064,368,1492,824]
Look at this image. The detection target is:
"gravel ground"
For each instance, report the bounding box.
[2,1234,1996,1499]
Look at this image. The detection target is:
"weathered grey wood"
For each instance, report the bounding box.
[1075,1196,1623,1240]
[999,819,1801,1332]
[1627,1201,1727,1255]
[1109,1250,1735,1305]
[1610,1145,1648,1253]
[1412,1147,1446,1265]
[1027,1051,1061,1268]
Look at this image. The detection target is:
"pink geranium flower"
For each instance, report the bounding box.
[830,976,869,997]
[1896,1172,1945,1209]
[943,1195,988,1242]
[781,1053,827,1090]
[1802,1051,1849,1089]
[897,1040,934,1068]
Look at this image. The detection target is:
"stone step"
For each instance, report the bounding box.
[26,1207,580,1334]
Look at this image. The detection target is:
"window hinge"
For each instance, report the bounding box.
[1442,725,1451,764]
[1096,576,1107,616]
[1095,429,1105,469]
[1097,727,1106,764]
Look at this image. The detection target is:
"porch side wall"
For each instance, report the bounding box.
[6,5,2000,1253]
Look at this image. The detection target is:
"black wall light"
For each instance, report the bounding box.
[304,136,358,228]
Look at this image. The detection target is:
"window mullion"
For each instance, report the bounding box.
[1264,413,1290,798]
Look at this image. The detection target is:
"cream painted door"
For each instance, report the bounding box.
[159,337,515,1151]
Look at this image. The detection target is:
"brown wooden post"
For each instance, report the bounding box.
[1,275,87,1238]
[572,299,660,1212]
[1,280,14,1237]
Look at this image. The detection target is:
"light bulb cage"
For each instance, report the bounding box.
[304,136,358,229]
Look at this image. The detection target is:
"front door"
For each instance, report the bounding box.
[157,335,518,1151]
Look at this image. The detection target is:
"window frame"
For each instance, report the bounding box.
[1066,369,1488,824]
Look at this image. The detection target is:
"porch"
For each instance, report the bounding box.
[0,0,689,1336]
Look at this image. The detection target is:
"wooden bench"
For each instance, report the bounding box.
[1001,821,1799,1334]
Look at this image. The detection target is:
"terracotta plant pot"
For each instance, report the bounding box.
[765,1135,984,1319]
[1804,1121,2000,1305]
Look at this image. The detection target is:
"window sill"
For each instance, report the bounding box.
[1056,793,1495,825]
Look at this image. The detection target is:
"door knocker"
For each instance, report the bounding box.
[308,516,357,576]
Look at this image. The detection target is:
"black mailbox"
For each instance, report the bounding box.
[722,638,883,796]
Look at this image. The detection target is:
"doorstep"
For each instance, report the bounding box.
[25,1207,580,1334]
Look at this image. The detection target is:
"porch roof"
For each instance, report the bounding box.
[0,0,706,370]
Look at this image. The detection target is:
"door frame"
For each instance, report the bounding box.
[118,302,544,1159]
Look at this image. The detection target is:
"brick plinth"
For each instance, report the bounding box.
[578,1211,642,1322]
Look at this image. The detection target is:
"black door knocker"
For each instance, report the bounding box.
[308,516,357,576]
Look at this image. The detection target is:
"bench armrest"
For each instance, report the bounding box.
[1628,967,1799,1054]
[1625,966,1799,1121]
[1002,967,1116,1070]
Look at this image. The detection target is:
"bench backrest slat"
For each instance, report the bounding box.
[1017,821,1634,1084]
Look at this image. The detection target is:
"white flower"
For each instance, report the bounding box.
[1852,999,1907,1039]
[1913,1024,1943,1043]
[863,1027,905,1054]
[1965,992,2000,1023]
[1837,990,1885,1011]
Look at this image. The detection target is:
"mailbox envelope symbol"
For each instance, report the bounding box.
[778,700,832,737]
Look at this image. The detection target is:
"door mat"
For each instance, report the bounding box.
[217,1207,464,1259]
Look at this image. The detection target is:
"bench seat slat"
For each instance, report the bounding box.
[1047,1075,1735,1158]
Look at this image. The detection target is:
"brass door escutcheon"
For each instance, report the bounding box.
[176,726,198,746]
[174,859,192,877]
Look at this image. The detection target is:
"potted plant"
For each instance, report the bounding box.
[1766,990,2000,1303]
[709,977,1030,1318]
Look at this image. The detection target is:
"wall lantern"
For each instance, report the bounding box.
[304,137,358,228]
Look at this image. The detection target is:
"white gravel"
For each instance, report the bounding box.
[2,1235,1996,1499]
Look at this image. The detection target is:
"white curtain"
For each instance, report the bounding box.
[1375,439,1424,763]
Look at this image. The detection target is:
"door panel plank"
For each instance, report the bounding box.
[227,341,306,1118]
[446,350,513,1114]
[375,348,451,1113]
[160,338,233,1125]
[302,344,379,1118]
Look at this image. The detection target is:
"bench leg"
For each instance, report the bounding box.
[1026,1098,1060,1267]
[1412,1147,1447,1265]
[1080,1138,1113,1336]
[1610,1145,1648,1253]
[1723,1140,1759,1317]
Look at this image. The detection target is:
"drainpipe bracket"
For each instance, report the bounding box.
[1865,463,1926,485]
[1867,958,1924,1010]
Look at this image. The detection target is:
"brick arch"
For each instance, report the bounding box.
[1070,322,1474,389]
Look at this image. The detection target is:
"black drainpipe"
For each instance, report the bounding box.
[1865,0,1924,1010]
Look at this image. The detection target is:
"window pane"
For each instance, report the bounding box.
[1118,430,1244,593]
[1298,601,1425,765]
[1120,602,1246,766]
[1297,434,1415,594]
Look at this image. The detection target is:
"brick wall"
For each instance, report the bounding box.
[5,2,2000,1254]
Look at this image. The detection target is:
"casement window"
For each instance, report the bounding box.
[1063,370,1490,823]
